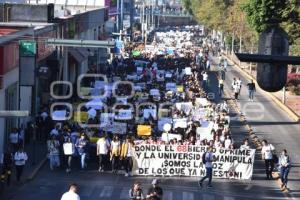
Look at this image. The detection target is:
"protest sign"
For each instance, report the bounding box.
[166,83,177,92]
[176,85,184,93]
[115,109,133,120]
[196,121,214,141]
[100,113,115,125]
[133,144,256,180]
[100,121,127,134]
[51,110,67,121]
[158,118,173,131]
[143,109,157,119]
[173,118,188,129]
[185,67,192,75]
[63,143,75,155]
[150,89,160,96]
[161,133,182,142]
[137,125,152,136]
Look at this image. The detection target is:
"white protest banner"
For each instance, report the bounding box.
[51,110,67,121]
[100,121,127,134]
[166,83,177,92]
[150,89,160,96]
[115,109,133,120]
[143,109,157,119]
[63,143,75,155]
[173,118,188,129]
[133,144,256,180]
[185,67,192,75]
[175,102,193,114]
[196,121,214,141]
[196,98,209,107]
[158,118,173,131]
[193,108,206,121]
[161,133,182,142]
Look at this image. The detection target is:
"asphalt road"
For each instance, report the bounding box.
[211,55,300,200]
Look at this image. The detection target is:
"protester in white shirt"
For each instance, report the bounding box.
[61,183,80,200]
[97,135,110,172]
[261,140,275,179]
[14,147,28,182]
[224,135,232,149]
[236,78,242,94]
[110,135,121,173]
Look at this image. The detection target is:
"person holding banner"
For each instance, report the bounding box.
[121,136,135,177]
[198,146,214,188]
[146,179,163,200]
[129,182,144,200]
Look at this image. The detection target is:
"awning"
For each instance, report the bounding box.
[69,48,89,63]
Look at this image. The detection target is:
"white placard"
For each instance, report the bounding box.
[63,143,75,155]
[185,67,192,75]
[158,118,173,131]
[143,109,157,119]
[150,89,160,96]
[115,110,133,120]
[173,118,188,129]
[51,110,67,121]
[161,133,182,142]
[166,83,177,92]
[100,121,127,134]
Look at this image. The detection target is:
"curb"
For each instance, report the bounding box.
[26,157,47,181]
[224,54,300,122]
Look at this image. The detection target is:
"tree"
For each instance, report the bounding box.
[242,0,300,45]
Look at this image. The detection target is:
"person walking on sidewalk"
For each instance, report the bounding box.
[63,136,75,173]
[75,133,89,170]
[199,146,214,188]
[96,134,110,172]
[61,183,80,200]
[247,80,256,101]
[233,83,240,101]
[279,149,291,190]
[110,135,121,174]
[218,78,224,97]
[202,71,208,90]
[261,140,275,180]
[121,136,135,177]
[237,78,242,94]
[47,135,61,171]
[14,147,28,182]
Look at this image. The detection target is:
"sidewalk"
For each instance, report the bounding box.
[225,52,300,120]
[0,141,47,200]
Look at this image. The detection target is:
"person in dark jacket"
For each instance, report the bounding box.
[129,182,144,200]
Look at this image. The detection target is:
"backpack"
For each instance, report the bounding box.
[202,152,207,164]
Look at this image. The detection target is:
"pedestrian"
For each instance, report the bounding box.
[121,136,135,177]
[61,183,80,200]
[1,148,13,186]
[129,182,144,200]
[198,146,214,188]
[63,136,75,173]
[261,140,275,180]
[233,84,240,100]
[146,179,163,200]
[218,78,224,97]
[96,134,110,172]
[9,128,19,153]
[14,147,28,182]
[236,78,242,94]
[47,135,61,170]
[206,59,210,71]
[75,133,89,170]
[110,135,121,173]
[202,71,208,90]
[247,79,256,101]
[223,58,228,71]
[279,149,291,190]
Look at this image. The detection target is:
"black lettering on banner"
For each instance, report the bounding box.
[136,152,141,159]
